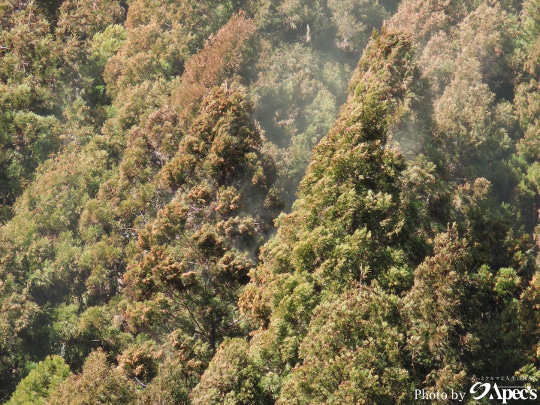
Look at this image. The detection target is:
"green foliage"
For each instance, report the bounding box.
[124,86,280,354]
[4,0,540,403]
[403,228,474,392]
[328,0,397,52]
[103,0,236,99]
[250,43,349,204]
[0,142,110,398]
[49,349,136,404]
[0,0,63,221]
[279,286,409,404]
[191,338,272,405]
[90,25,127,74]
[0,0,127,223]
[388,0,476,42]
[7,355,71,405]
[137,331,212,403]
[236,28,420,401]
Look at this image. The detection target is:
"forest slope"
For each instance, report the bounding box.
[2,0,540,404]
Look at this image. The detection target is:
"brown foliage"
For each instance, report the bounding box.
[175,12,258,122]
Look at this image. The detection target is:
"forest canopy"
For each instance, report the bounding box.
[2,0,540,403]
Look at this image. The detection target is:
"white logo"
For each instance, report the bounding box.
[470,382,538,404]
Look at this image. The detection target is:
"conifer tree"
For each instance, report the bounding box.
[194,27,421,403]
[119,85,280,394]
[6,355,71,405]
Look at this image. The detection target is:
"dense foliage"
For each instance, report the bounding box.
[2,0,540,403]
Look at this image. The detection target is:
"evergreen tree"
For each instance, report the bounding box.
[120,85,281,395]
[49,349,136,404]
[195,28,421,402]
[6,355,71,405]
